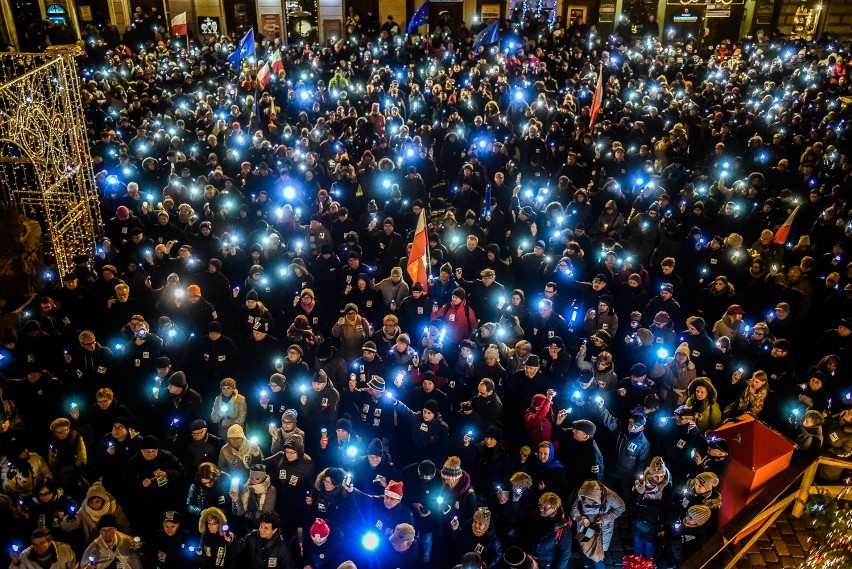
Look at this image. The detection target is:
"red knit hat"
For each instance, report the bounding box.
[384,480,404,500]
[310,518,330,540]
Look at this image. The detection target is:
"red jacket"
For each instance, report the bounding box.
[433,301,477,345]
[525,399,555,448]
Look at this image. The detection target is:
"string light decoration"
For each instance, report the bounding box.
[799,479,852,568]
[0,46,102,277]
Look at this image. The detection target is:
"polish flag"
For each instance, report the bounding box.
[407,210,430,292]
[270,49,283,74]
[589,63,604,130]
[171,12,187,36]
[257,61,271,89]
[773,204,800,245]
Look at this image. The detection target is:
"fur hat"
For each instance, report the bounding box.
[573,419,596,437]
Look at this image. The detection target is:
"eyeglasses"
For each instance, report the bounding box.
[81,341,95,346]
[38,491,52,497]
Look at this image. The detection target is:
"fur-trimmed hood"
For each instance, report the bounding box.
[198,506,227,533]
[687,377,718,405]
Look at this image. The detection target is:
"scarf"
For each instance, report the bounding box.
[641,475,670,501]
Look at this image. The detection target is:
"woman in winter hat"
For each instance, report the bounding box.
[631,456,672,560]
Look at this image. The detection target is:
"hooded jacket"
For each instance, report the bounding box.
[686,378,722,433]
[570,482,625,551]
[662,343,698,407]
[197,508,231,569]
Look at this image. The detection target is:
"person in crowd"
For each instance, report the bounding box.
[3,10,852,568]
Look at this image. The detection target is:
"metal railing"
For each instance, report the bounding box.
[682,454,852,569]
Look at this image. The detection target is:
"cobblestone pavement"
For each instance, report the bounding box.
[567,508,813,568]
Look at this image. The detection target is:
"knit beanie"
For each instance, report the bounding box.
[687,505,712,526]
[441,456,463,479]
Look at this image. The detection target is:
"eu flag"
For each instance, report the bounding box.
[227,28,256,69]
[472,20,500,50]
[407,1,429,34]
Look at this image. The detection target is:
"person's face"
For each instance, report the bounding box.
[384,494,400,509]
[258,522,276,540]
[808,377,823,391]
[472,519,488,535]
[451,294,462,306]
[37,486,54,503]
[693,480,709,494]
[206,518,220,533]
[116,288,129,302]
[54,426,70,440]
[282,419,295,432]
[367,454,382,467]
[771,347,787,358]
[484,436,497,449]
[539,503,556,517]
[539,305,552,318]
[695,386,708,401]
[31,535,51,556]
[96,396,112,410]
[573,429,590,441]
[661,265,673,275]
[478,383,489,397]
[538,445,550,462]
[163,521,179,536]
[422,408,435,422]
[99,527,117,543]
[88,495,105,510]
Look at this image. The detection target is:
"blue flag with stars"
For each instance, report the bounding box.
[473,20,500,50]
[407,1,429,34]
[227,28,255,69]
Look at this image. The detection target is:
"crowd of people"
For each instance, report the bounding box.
[1,5,852,569]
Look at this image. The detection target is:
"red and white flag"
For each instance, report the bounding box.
[257,61,271,89]
[773,204,800,245]
[589,63,604,130]
[270,49,283,74]
[407,210,430,292]
[171,12,187,36]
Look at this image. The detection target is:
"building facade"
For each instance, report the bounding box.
[0,0,850,52]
